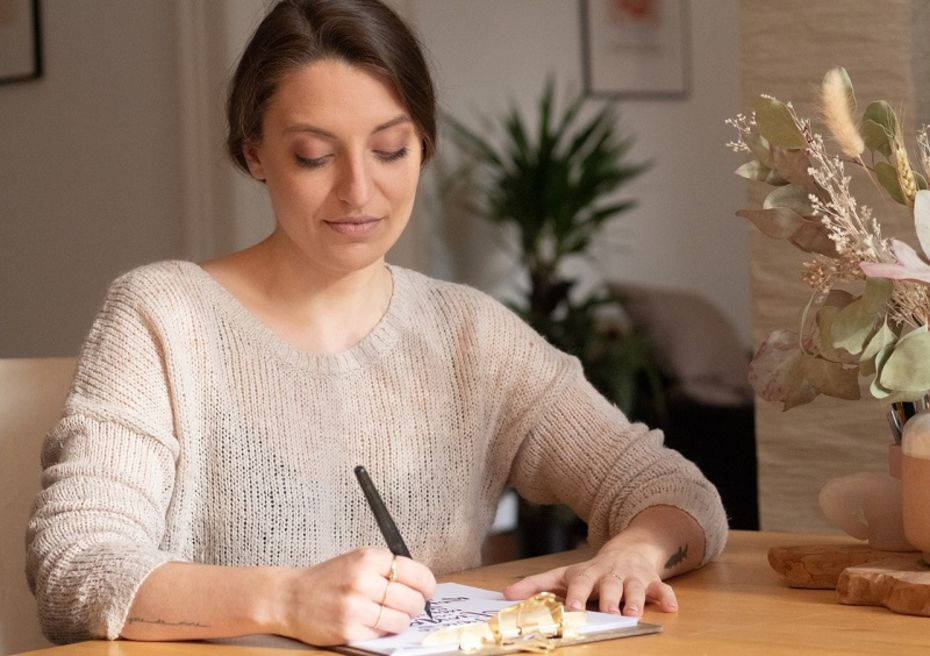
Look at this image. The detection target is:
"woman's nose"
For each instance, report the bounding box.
[336,154,374,210]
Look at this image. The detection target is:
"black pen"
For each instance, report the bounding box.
[354,465,434,620]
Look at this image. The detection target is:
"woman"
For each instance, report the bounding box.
[26,0,727,646]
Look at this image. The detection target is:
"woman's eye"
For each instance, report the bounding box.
[295,154,329,168]
[375,147,408,162]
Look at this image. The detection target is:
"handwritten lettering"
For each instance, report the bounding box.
[408,597,498,630]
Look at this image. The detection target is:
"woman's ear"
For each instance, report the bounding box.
[242,142,267,182]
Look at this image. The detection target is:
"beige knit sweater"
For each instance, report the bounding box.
[26,261,727,643]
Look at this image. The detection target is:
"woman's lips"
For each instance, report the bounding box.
[323,216,383,236]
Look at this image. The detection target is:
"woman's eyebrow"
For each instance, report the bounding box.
[284,124,336,139]
[372,115,411,133]
[284,114,411,138]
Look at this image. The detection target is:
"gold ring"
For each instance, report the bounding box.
[389,555,398,583]
[381,579,391,605]
[374,604,385,630]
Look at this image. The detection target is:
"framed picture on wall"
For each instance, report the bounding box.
[0,0,42,85]
[581,0,690,99]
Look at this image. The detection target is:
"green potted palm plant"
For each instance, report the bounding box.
[445,80,664,554]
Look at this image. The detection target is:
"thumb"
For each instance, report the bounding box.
[503,567,566,600]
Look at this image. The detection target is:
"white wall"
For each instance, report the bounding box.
[1,0,185,356]
[408,0,750,348]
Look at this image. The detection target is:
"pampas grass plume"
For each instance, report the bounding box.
[821,67,865,158]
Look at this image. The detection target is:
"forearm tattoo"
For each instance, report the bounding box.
[127,616,211,629]
[664,544,688,570]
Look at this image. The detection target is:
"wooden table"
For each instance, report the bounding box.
[14,531,930,655]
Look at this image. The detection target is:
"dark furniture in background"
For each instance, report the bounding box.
[664,393,758,530]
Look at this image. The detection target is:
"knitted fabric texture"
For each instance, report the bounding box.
[25,261,727,643]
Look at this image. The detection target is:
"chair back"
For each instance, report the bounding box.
[1,357,76,654]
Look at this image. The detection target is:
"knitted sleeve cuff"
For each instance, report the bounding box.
[597,481,729,567]
[32,543,175,643]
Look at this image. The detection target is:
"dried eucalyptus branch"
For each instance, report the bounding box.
[728,67,930,408]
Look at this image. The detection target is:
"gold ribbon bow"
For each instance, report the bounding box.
[422,592,586,654]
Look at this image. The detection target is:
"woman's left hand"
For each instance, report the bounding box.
[502,505,706,617]
[502,543,676,617]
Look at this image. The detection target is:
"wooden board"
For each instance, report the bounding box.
[768,544,916,589]
[837,555,930,616]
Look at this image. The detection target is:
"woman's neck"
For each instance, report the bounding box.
[200,235,394,354]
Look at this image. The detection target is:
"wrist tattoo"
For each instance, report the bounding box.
[127,616,211,629]
[664,544,688,569]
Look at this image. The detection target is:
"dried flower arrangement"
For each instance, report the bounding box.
[728,67,930,410]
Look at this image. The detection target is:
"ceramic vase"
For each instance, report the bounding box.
[901,413,930,563]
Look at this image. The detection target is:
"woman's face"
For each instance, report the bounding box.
[244,59,422,275]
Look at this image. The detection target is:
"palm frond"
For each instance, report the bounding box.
[443,81,661,422]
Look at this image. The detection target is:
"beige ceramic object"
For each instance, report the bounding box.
[818,441,915,551]
[902,413,930,563]
[818,471,914,551]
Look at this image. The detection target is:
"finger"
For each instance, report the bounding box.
[343,564,390,604]
[621,579,646,618]
[597,574,623,614]
[564,567,598,611]
[646,580,678,612]
[369,600,416,636]
[393,556,437,599]
[503,567,567,600]
[335,595,395,644]
[385,553,399,581]
[350,546,395,579]
[383,579,430,618]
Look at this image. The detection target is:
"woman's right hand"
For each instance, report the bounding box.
[274,547,436,645]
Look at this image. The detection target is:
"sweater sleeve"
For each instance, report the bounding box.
[25,275,181,643]
[483,302,728,565]
[509,358,728,565]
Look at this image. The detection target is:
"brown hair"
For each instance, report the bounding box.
[226,0,436,173]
